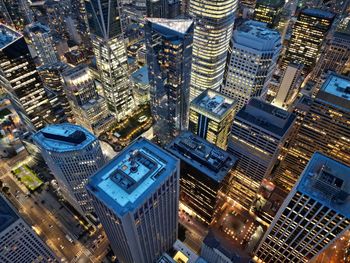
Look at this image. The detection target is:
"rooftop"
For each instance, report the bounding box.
[146,18,193,35]
[26,22,50,34]
[238,20,280,40]
[165,132,237,182]
[32,123,97,153]
[191,89,236,121]
[256,0,285,8]
[0,194,19,233]
[297,152,350,218]
[301,8,335,20]
[131,66,149,85]
[236,98,295,137]
[0,24,22,50]
[87,138,178,216]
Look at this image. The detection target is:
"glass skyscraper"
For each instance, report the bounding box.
[85,0,135,120]
[145,18,194,142]
[189,0,237,100]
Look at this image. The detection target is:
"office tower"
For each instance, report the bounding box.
[0,24,55,131]
[274,73,350,191]
[309,18,350,96]
[33,124,105,215]
[0,0,33,30]
[254,152,350,263]
[227,98,295,208]
[0,194,57,263]
[85,0,135,120]
[240,0,256,9]
[146,0,181,18]
[87,138,179,263]
[283,8,335,74]
[62,65,114,135]
[146,18,193,142]
[166,132,237,224]
[253,0,285,28]
[189,0,237,100]
[222,21,281,110]
[45,0,72,39]
[273,64,302,109]
[189,89,236,150]
[131,66,151,106]
[25,22,58,66]
[38,62,72,119]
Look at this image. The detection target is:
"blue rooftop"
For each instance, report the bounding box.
[0,24,22,50]
[301,8,335,20]
[165,132,237,182]
[131,66,149,85]
[297,152,350,218]
[0,194,19,232]
[32,123,97,153]
[87,138,178,216]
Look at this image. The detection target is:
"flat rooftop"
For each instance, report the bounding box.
[131,66,149,85]
[238,21,280,40]
[32,123,97,152]
[301,8,335,20]
[87,138,178,216]
[26,22,50,34]
[317,74,350,110]
[297,152,350,218]
[146,18,193,35]
[0,194,19,233]
[256,0,285,7]
[236,98,295,137]
[165,132,237,182]
[191,89,236,121]
[0,24,22,50]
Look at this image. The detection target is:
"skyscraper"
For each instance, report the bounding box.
[254,152,350,263]
[253,0,285,28]
[189,89,236,150]
[62,65,114,135]
[222,21,281,110]
[0,194,57,263]
[0,24,55,131]
[33,123,105,215]
[166,132,237,224]
[0,0,33,30]
[274,73,350,191]
[283,8,335,74]
[228,98,295,208]
[145,18,193,142]
[85,0,135,120]
[189,0,237,100]
[146,0,181,18]
[25,22,58,66]
[309,17,350,96]
[87,137,179,263]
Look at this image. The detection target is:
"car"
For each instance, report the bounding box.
[60,245,65,250]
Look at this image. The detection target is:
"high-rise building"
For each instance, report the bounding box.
[0,194,57,263]
[146,0,181,18]
[189,0,237,100]
[32,123,105,215]
[166,132,237,224]
[222,21,281,110]
[145,18,193,142]
[25,22,58,66]
[38,62,72,119]
[227,98,295,208]
[253,0,285,28]
[274,73,350,191]
[62,65,114,135]
[0,24,55,131]
[189,89,236,150]
[309,17,350,96]
[87,137,179,263]
[45,0,72,39]
[254,152,350,263]
[85,0,135,120]
[283,8,335,74]
[273,63,303,109]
